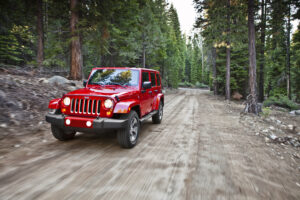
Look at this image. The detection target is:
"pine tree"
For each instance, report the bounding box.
[70,0,82,80]
[245,0,258,114]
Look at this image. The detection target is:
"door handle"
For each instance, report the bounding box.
[148,91,152,94]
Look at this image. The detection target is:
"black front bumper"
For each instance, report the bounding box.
[45,114,128,132]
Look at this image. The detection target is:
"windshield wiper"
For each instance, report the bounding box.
[109,82,127,88]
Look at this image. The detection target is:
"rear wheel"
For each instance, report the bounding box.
[117,111,140,148]
[152,102,163,124]
[51,125,76,141]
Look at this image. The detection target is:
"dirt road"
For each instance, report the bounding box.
[0,89,299,199]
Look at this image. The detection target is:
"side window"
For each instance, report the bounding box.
[142,72,149,83]
[150,73,156,86]
[156,74,161,86]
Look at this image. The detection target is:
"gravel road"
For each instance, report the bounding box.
[0,88,299,200]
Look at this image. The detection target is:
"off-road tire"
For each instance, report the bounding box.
[152,102,163,124]
[51,125,76,141]
[117,111,140,148]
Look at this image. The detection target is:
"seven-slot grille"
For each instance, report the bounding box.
[70,98,101,115]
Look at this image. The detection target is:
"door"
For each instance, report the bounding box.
[150,72,157,110]
[140,71,152,116]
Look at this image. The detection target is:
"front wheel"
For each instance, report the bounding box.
[51,125,76,141]
[117,111,140,148]
[152,102,163,124]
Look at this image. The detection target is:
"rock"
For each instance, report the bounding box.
[297,132,300,136]
[290,110,296,115]
[269,134,277,140]
[0,123,7,128]
[280,125,287,129]
[255,132,260,136]
[42,139,47,143]
[269,126,275,130]
[38,78,49,84]
[5,101,19,109]
[264,137,270,143]
[232,91,243,100]
[293,153,300,159]
[287,124,296,133]
[296,182,300,187]
[276,120,282,124]
[48,76,70,86]
[288,124,294,130]
[14,144,20,148]
[0,89,7,103]
[290,140,300,147]
[262,129,269,133]
[295,110,300,115]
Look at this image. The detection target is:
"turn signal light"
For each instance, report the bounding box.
[62,108,66,113]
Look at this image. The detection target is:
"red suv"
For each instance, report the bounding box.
[46,67,164,148]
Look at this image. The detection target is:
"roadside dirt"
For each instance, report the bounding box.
[0,88,299,200]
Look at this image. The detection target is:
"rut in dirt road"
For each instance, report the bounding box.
[0,89,299,200]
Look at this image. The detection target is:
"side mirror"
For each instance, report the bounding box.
[142,81,151,90]
[83,80,87,87]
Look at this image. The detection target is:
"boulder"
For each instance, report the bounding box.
[295,110,300,115]
[48,76,70,86]
[290,110,296,115]
[232,91,243,100]
[38,78,49,84]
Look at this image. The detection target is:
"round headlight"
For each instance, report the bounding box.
[104,99,113,109]
[63,97,71,106]
[65,119,71,125]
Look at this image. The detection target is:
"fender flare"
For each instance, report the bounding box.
[48,98,61,109]
[113,99,140,115]
[153,94,164,110]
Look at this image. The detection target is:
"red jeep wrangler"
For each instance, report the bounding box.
[46,67,164,148]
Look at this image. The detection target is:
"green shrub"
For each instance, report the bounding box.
[263,96,299,110]
[261,107,271,118]
[178,81,193,88]
[195,81,209,88]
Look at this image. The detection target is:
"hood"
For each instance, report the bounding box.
[66,87,139,98]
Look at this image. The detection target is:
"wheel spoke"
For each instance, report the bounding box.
[129,117,139,142]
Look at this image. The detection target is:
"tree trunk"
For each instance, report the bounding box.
[37,0,44,67]
[142,32,146,68]
[225,0,231,100]
[143,45,146,68]
[212,47,217,95]
[70,0,82,80]
[201,37,204,82]
[245,0,258,114]
[258,0,266,102]
[286,3,291,99]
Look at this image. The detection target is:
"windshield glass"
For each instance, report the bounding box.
[88,69,139,87]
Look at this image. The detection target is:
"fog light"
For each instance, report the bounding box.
[86,121,92,127]
[65,119,71,125]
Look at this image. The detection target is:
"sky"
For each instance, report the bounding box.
[168,0,197,36]
[168,0,299,36]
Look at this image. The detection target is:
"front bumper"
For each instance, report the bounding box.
[45,114,128,132]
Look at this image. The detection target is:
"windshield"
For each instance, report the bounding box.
[88,69,139,87]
